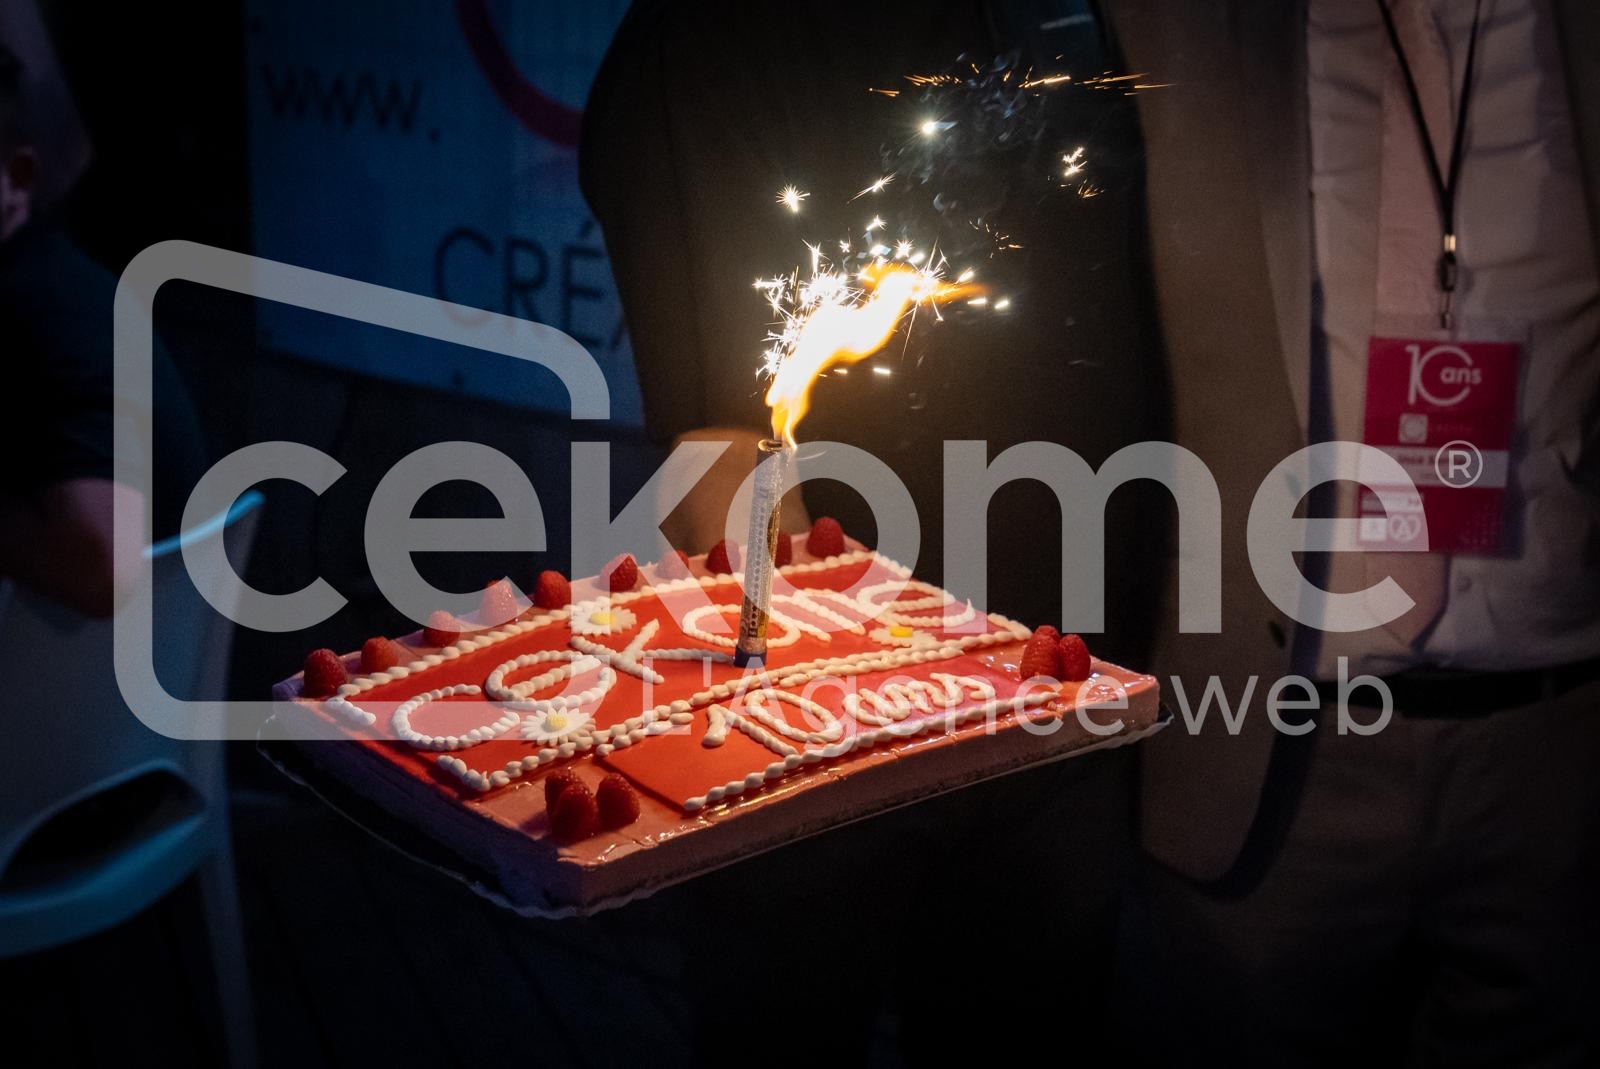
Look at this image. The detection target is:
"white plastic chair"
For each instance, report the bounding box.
[0,490,262,1066]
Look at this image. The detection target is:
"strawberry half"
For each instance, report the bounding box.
[806,516,845,557]
[479,577,521,624]
[706,539,739,574]
[1058,633,1093,681]
[596,773,641,829]
[657,549,692,579]
[534,570,570,610]
[302,648,349,698]
[543,766,584,810]
[773,534,794,568]
[423,610,466,647]
[550,782,602,843]
[603,553,638,593]
[359,637,406,675]
[1018,629,1063,681]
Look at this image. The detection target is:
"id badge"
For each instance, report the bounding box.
[1358,318,1522,555]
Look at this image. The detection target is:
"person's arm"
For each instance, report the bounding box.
[0,477,143,618]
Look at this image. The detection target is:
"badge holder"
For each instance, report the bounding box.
[1358,312,1524,557]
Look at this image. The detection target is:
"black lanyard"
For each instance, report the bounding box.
[1375,0,1484,329]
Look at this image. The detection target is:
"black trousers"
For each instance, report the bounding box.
[683,747,1136,1066]
[1124,679,1600,1067]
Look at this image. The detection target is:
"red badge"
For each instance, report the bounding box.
[1360,336,1519,555]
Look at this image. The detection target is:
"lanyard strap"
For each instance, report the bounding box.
[1375,0,1484,328]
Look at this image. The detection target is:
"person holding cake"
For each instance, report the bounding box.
[586,0,1598,1064]
[582,1,1164,1063]
[0,41,205,616]
[1108,1,1600,1065]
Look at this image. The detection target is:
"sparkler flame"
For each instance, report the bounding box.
[756,54,1145,449]
[764,261,975,448]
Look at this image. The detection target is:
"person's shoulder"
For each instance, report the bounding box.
[0,225,118,378]
[0,224,117,309]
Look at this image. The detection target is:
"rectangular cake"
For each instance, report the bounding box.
[268,529,1164,916]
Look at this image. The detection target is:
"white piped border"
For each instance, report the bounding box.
[391,685,515,751]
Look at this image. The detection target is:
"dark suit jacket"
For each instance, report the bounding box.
[1109,0,1600,882]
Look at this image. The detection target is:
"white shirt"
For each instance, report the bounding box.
[1306,0,1600,674]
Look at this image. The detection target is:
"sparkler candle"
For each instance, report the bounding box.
[764,262,975,448]
[732,56,1138,668]
[733,438,791,668]
[741,266,973,669]
[739,127,1019,666]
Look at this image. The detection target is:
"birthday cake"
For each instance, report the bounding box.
[269,519,1163,916]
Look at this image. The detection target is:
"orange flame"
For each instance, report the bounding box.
[765,263,976,447]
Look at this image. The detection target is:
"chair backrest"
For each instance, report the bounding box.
[0,493,261,954]
[146,491,264,743]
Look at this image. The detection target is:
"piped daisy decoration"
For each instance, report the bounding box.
[870,623,939,649]
[569,601,639,637]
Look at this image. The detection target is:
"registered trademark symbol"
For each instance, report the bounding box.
[1435,440,1483,488]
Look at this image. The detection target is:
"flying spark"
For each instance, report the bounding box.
[851,174,895,200]
[776,185,809,213]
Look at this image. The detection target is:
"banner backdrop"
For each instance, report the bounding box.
[246,0,642,424]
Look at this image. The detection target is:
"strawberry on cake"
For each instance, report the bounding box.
[268,518,1164,916]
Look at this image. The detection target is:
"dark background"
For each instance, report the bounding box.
[7,5,694,1064]
[39,0,661,707]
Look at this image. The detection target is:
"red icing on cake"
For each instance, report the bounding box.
[271,535,1162,915]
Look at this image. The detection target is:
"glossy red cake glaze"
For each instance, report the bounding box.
[270,537,1163,915]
